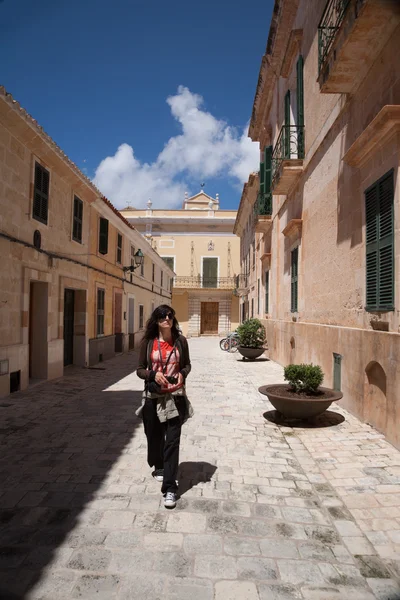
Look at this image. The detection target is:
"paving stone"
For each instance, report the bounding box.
[71,574,120,599]
[153,550,192,577]
[259,539,299,559]
[366,577,400,599]
[298,541,335,561]
[278,559,326,585]
[334,519,363,537]
[221,500,251,517]
[29,569,77,599]
[258,582,303,599]
[184,534,223,554]
[342,536,377,555]
[165,577,214,600]
[237,556,278,580]
[194,554,237,579]
[66,527,109,548]
[108,548,154,573]
[214,580,259,600]
[98,510,135,529]
[167,512,206,533]
[103,530,143,548]
[117,573,166,600]
[67,547,112,571]
[224,536,261,556]
[144,532,183,550]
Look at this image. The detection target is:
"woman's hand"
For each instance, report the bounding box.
[177,373,184,386]
[155,372,169,386]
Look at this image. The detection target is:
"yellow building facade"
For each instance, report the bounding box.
[236,0,400,447]
[121,192,240,337]
[0,87,173,397]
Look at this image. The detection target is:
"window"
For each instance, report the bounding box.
[72,196,83,243]
[265,270,270,314]
[251,298,254,318]
[202,257,218,288]
[162,256,175,271]
[152,263,155,282]
[257,279,260,314]
[252,243,256,269]
[161,271,164,288]
[97,289,105,335]
[139,305,144,329]
[99,218,109,255]
[296,55,304,158]
[365,170,395,311]
[116,233,122,264]
[291,247,299,312]
[33,162,49,225]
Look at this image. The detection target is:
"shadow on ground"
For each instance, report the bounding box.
[236,357,270,362]
[177,461,217,498]
[0,353,143,599]
[263,409,345,428]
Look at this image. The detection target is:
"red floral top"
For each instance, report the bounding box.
[150,339,183,394]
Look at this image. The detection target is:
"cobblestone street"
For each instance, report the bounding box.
[0,338,400,599]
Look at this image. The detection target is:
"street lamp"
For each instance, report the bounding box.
[123,249,144,272]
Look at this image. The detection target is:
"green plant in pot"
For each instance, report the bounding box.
[236,318,266,360]
[259,363,343,419]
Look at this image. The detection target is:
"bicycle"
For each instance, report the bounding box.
[219,332,239,352]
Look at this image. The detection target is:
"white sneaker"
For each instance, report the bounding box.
[164,492,176,508]
[152,469,163,482]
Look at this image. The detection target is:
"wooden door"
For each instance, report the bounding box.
[63,289,75,366]
[200,302,219,334]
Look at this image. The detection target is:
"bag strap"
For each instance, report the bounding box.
[156,339,177,374]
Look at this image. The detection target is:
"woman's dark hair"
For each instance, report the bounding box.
[143,304,181,341]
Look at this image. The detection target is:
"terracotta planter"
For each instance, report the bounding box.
[259,384,343,419]
[238,346,265,360]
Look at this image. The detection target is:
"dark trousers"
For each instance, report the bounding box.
[142,398,183,494]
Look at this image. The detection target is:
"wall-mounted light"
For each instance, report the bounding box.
[123,249,144,272]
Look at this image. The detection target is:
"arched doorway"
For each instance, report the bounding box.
[364,362,387,434]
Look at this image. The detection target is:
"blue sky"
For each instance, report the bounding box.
[2,0,272,209]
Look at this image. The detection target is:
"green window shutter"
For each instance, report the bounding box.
[263,146,273,215]
[284,91,291,158]
[73,196,83,243]
[259,161,265,198]
[365,170,394,311]
[99,218,109,255]
[291,247,298,313]
[265,270,269,314]
[365,185,379,309]
[378,172,394,308]
[116,233,122,263]
[33,163,49,224]
[296,55,304,158]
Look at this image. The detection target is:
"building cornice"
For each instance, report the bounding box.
[249,0,300,144]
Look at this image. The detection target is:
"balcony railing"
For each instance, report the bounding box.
[254,192,272,217]
[173,276,236,290]
[235,274,249,293]
[272,125,305,188]
[318,0,350,74]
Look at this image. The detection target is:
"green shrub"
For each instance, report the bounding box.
[237,318,266,348]
[284,363,324,393]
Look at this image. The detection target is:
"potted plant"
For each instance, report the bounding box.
[237,318,266,360]
[259,363,342,419]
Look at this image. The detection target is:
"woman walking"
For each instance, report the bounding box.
[136,305,192,508]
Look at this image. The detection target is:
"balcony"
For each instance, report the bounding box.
[253,193,273,233]
[318,0,400,94]
[235,274,249,295]
[271,125,304,195]
[173,276,236,290]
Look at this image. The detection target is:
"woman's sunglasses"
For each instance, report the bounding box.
[158,312,174,321]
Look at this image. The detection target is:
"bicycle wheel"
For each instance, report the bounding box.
[219,338,228,350]
[228,338,239,352]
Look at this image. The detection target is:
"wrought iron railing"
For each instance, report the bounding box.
[318,0,350,74]
[254,192,272,218]
[173,276,236,289]
[235,274,249,291]
[272,125,305,186]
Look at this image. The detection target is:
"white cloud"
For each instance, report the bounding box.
[93,86,259,209]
